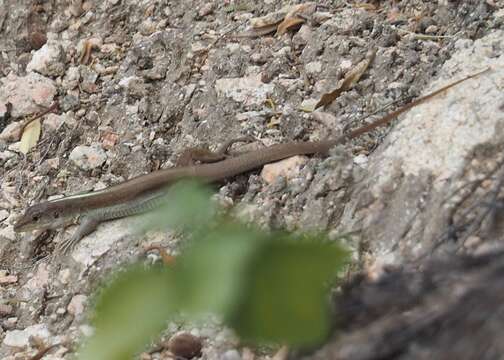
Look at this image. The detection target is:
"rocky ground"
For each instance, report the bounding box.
[0,1,503,359]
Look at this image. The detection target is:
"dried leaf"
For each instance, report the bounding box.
[314,49,376,110]
[19,118,41,154]
[353,3,378,11]
[233,23,278,38]
[276,16,305,35]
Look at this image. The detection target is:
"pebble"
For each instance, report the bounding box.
[198,3,214,17]
[0,72,57,118]
[3,324,51,348]
[0,304,13,316]
[221,349,242,360]
[261,156,308,184]
[215,74,274,106]
[69,145,107,170]
[67,294,87,316]
[167,332,202,359]
[26,41,65,76]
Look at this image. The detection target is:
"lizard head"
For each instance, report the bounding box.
[14,202,75,233]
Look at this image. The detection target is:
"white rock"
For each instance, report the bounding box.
[0,72,57,117]
[3,324,51,348]
[261,156,308,184]
[0,121,23,141]
[305,61,322,75]
[373,30,504,192]
[58,268,71,284]
[0,150,17,162]
[198,3,214,17]
[27,41,65,76]
[62,66,80,90]
[43,113,67,131]
[221,349,242,360]
[67,294,87,316]
[353,154,368,166]
[23,263,50,291]
[215,74,274,106]
[0,209,8,222]
[69,145,107,170]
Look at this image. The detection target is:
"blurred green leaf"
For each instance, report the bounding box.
[228,236,348,347]
[78,265,177,360]
[176,223,264,315]
[78,180,351,358]
[138,180,216,233]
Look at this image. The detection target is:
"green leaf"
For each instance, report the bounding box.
[176,222,264,315]
[78,265,177,360]
[138,180,216,233]
[228,235,348,347]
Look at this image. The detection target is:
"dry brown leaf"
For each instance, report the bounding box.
[276,16,305,35]
[315,49,376,110]
[19,118,41,154]
[353,2,379,11]
[233,23,278,38]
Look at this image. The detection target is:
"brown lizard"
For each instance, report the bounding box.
[13,69,488,254]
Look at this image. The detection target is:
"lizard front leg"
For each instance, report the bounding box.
[55,216,100,254]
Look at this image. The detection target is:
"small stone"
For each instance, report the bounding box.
[69,0,84,17]
[353,154,368,166]
[261,156,308,184]
[293,24,312,46]
[67,294,87,316]
[23,263,49,291]
[221,349,242,360]
[250,52,266,64]
[26,41,65,76]
[56,307,66,315]
[198,3,214,17]
[101,131,119,150]
[62,66,81,90]
[3,324,50,348]
[3,317,18,330]
[43,113,66,131]
[58,269,71,285]
[0,72,57,118]
[139,18,156,36]
[0,121,23,142]
[312,111,340,129]
[28,32,47,50]
[312,11,333,24]
[167,332,203,359]
[425,25,439,34]
[0,150,17,162]
[0,304,13,316]
[0,274,18,284]
[215,74,274,106]
[80,67,99,93]
[305,61,322,75]
[69,145,107,170]
[43,157,59,170]
[0,210,8,222]
[299,98,318,112]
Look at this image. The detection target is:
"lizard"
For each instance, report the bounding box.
[13,69,488,254]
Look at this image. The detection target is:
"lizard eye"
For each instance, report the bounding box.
[32,215,40,222]
[53,212,60,219]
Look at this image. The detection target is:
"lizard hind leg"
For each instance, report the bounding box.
[55,216,100,255]
[176,136,257,166]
